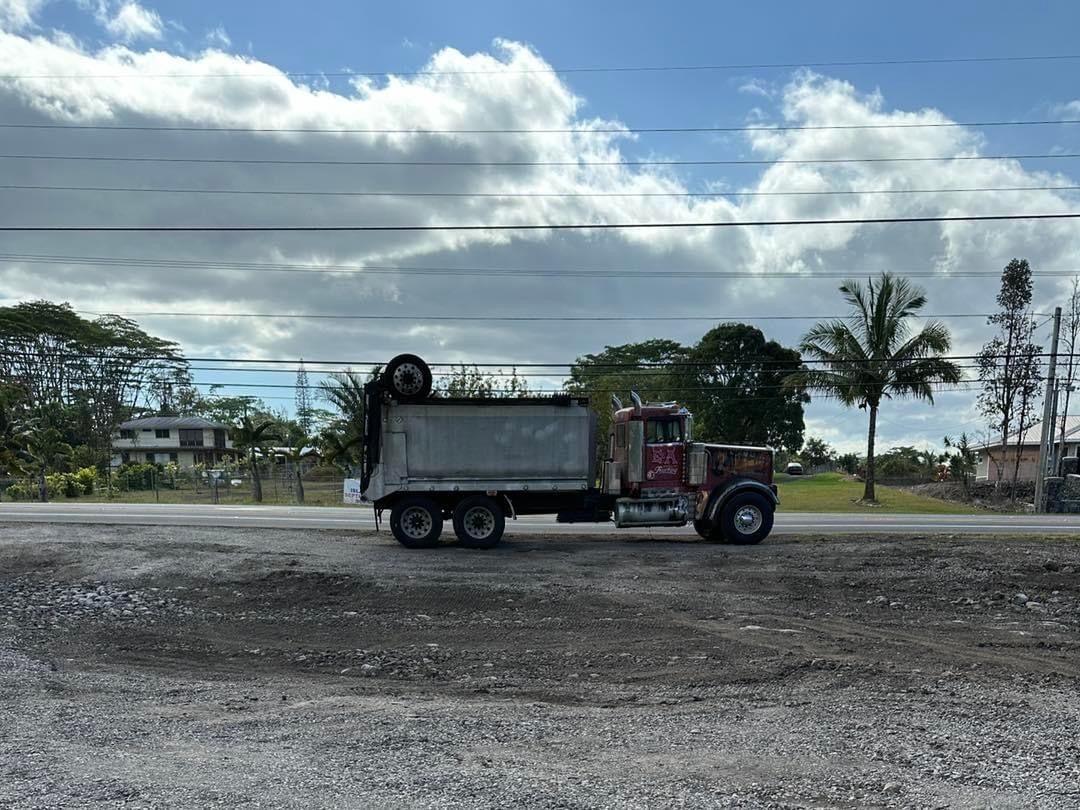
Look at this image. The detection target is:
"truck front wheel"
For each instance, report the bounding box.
[452,496,506,549]
[718,492,774,545]
[390,496,443,549]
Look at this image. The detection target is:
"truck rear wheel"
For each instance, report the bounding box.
[718,492,773,545]
[383,354,433,402]
[390,496,443,549]
[452,495,506,549]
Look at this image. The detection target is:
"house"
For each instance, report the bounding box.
[975,416,1080,482]
[111,417,239,468]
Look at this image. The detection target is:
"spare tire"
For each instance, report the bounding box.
[383,354,433,402]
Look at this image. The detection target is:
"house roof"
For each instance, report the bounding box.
[118,416,230,430]
[976,415,1080,450]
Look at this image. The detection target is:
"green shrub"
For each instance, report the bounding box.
[4,481,38,500]
[75,466,97,495]
[115,462,158,491]
[45,472,77,498]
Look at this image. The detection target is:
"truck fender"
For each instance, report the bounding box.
[704,479,779,521]
[501,493,517,521]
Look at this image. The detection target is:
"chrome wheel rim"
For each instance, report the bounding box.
[392,363,424,396]
[400,505,433,539]
[462,506,495,540]
[733,505,763,535]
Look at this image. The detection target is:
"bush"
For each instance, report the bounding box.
[75,466,97,495]
[45,472,78,498]
[4,481,38,500]
[114,462,158,491]
[4,466,97,500]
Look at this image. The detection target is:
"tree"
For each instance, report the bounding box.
[800,436,835,469]
[191,392,264,424]
[874,445,942,481]
[436,365,532,398]
[230,417,279,503]
[441,365,495,398]
[23,427,73,502]
[0,301,187,459]
[976,259,1043,494]
[681,324,809,451]
[279,440,314,504]
[1057,277,1080,467]
[296,359,314,434]
[0,385,30,479]
[319,369,378,474]
[944,433,977,495]
[837,452,861,476]
[566,340,687,471]
[787,273,962,503]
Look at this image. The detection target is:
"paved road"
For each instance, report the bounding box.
[1,502,1078,535]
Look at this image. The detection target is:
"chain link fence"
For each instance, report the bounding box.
[0,463,348,506]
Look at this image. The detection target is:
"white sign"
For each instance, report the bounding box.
[343,478,363,504]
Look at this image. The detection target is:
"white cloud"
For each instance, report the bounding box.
[205,25,230,49]
[1057,100,1080,115]
[738,78,774,99]
[0,33,1077,447]
[100,1,162,42]
[0,0,46,30]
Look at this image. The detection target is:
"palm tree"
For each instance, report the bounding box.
[231,417,279,503]
[319,425,363,474]
[319,369,377,477]
[787,273,961,502]
[279,440,315,504]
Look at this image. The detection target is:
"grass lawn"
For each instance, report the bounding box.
[776,472,981,514]
[12,473,980,515]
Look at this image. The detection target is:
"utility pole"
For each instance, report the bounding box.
[1035,306,1062,512]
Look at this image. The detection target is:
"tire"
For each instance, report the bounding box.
[389,496,443,549]
[718,492,773,545]
[692,519,713,540]
[383,354,433,402]
[452,495,506,549]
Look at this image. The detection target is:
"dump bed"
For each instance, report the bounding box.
[362,396,597,502]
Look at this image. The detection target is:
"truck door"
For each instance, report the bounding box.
[644,418,684,489]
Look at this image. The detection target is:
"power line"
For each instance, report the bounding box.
[0,373,988,396]
[72,309,1001,323]
[4,118,1080,135]
[4,52,1080,80]
[1,151,1077,168]
[0,350,1062,368]
[5,183,1079,200]
[117,361,1000,377]
[2,213,1078,232]
[3,252,1078,280]
[104,379,995,395]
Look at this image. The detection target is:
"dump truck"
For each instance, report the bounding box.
[357,353,778,549]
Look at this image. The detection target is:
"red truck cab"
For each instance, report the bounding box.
[605,397,776,544]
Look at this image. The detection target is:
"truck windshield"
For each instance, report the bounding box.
[646,419,683,444]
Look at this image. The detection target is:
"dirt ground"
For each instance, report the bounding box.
[1,524,1078,809]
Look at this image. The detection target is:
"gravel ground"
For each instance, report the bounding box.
[1,522,1078,809]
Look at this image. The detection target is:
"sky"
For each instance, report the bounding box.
[1,0,1079,453]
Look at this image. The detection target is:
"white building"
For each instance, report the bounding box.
[111,417,239,468]
[975,416,1080,482]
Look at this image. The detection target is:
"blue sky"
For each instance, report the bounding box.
[2,0,1080,451]
[35,1,1080,160]
[29,0,1080,203]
